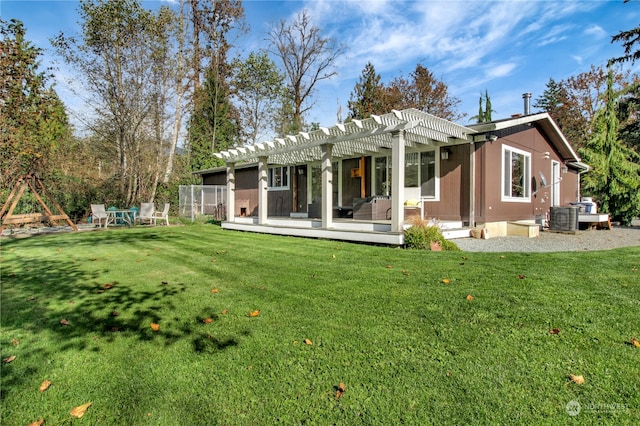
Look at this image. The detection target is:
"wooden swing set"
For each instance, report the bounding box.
[0,173,77,233]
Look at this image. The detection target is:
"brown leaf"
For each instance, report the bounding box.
[70,402,92,418]
[2,355,16,363]
[104,283,114,289]
[11,338,19,346]
[111,311,120,316]
[569,374,585,385]
[550,328,561,335]
[39,380,52,392]
[336,382,346,399]
[221,309,229,315]
[248,310,260,317]
[27,419,44,426]
[59,319,70,326]
[466,294,474,301]
[631,338,640,348]
[402,269,410,276]
[211,288,219,293]
[202,318,213,324]
[386,265,393,269]
[304,339,313,345]
[517,274,526,279]
[150,322,160,331]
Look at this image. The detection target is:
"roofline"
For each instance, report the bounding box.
[468,112,581,163]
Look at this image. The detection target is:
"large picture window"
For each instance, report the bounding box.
[373,150,438,198]
[502,146,531,201]
[268,166,289,190]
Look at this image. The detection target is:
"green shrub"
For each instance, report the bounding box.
[404,219,460,251]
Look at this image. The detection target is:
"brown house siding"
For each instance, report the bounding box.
[475,125,579,223]
[423,144,470,222]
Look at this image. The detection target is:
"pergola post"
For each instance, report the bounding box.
[226,162,236,222]
[258,156,268,224]
[391,130,405,233]
[321,143,334,229]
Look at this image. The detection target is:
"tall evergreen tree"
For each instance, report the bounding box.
[347,62,383,120]
[188,64,239,171]
[579,69,640,225]
[1,19,70,187]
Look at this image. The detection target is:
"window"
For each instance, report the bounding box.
[502,146,531,201]
[373,150,438,198]
[268,166,289,190]
[420,151,436,198]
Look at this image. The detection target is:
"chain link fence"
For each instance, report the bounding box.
[179,185,227,222]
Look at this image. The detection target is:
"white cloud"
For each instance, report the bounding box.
[584,24,607,39]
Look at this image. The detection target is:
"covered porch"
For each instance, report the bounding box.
[214,109,476,245]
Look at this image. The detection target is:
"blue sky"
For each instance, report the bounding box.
[2,0,637,136]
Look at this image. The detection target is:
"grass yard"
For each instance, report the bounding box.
[1,225,639,425]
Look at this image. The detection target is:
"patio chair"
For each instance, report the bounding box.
[153,203,170,226]
[90,204,108,227]
[137,202,156,225]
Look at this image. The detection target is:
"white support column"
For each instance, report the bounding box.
[226,163,236,222]
[258,156,268,224]
[321,143,334,229]
[391,130,405,232]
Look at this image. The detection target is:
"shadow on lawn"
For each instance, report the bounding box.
[0,230,246,399]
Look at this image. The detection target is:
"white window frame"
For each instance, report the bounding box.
[267,166,289,191]
[501,145,531,202]
[371,148,440,201]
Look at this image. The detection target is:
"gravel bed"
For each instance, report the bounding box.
[454,222,640,252]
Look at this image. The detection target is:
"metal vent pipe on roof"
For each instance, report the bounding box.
[523,92,532,115]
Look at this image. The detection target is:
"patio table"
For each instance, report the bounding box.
[106,209,137,227]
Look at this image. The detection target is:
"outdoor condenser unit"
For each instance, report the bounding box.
[549,206,579,232]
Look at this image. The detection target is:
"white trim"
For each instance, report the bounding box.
[501,144,531,203]
[267,165,290,191]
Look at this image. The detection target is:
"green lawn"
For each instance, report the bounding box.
[1,225,638,425]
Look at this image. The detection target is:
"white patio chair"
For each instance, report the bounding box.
[90,204,108,227]
[137,202,156,225]
[153,203,170,226]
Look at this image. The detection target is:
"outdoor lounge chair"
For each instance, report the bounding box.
[153,203,170,226]
[137,202,155,225]
[90,204,108,227]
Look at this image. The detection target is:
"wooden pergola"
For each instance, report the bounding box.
[214,108,476,234]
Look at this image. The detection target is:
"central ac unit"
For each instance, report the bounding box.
[549,206,579,232]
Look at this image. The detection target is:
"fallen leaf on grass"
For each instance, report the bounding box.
[27,419,44,426]
[466,294,474,301]
[304,339,313,345]
[631,338,640,348]
[39,380,52,392]
[111,311,120,316]
[104,283,115,289]
[150,322,160,331]
[550,328,561,335]
[202,318,213,324]
[569,374,585,385]
[248,310,260,317]
[386,265,393,269]
[211,288,219,293]
[442,278,450,284]
[221,309,228,315]
[3,355,16,363]
[59,319,70,326]
[336,382,346,399]
[11,338,19,346]
[402,269,410,276]
[517,274,526,279]
[70,402,92,418]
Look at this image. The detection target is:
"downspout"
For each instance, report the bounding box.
[469,140,475,228]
